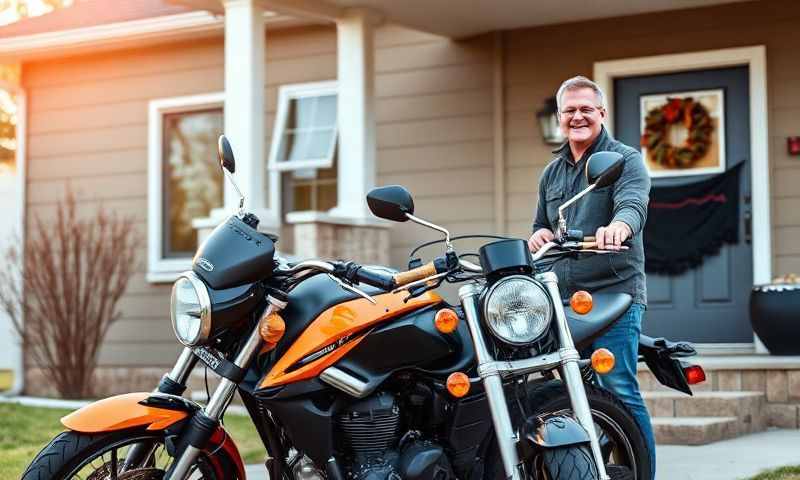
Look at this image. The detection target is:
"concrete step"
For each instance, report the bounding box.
[643,390,766,435]
[651,416,739,445]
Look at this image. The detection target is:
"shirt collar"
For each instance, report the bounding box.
[552,126,609,166]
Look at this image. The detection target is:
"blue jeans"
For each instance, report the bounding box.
[592,302,656,480]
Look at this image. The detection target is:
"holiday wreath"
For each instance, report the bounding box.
[640,97,714,168]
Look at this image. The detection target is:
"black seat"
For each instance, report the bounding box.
[566,293,632,349]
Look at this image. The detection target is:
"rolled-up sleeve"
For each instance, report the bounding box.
[532,165,553,233]
[611,151,651,236]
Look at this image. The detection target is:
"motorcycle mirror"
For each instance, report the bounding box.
[366,185,415,222]
[218,135,236,174]
[586,151,624,188]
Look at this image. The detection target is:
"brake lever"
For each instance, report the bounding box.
[327,274,377,304]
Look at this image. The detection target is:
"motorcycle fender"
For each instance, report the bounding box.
[62,392,246,480]
[518,413,590,459]
[61,392,189,432]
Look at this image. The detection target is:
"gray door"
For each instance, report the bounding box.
[614,67,753,344]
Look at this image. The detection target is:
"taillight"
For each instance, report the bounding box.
[683,365,706,385]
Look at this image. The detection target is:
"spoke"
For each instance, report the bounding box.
[111,449,118,480]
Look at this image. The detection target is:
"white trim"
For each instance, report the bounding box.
[594,46,771,351]
[0,10,301,62]
[0,77,26,395]
[267,80,338,172]
[147,92,225,283]
[285,210,389,228]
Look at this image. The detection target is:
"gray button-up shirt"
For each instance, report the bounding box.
[533,127,651,305]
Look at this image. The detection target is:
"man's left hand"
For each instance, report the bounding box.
[595,221,632,250]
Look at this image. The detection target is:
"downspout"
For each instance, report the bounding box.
[492,31,506,234]
[7,86,26,396]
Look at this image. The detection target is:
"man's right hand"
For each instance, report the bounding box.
[528,228,555,252]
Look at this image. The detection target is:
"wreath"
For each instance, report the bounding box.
[640,97,714,168]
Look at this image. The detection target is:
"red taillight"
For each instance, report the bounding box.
[684,365,706,385]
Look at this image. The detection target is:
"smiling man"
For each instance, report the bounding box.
[528,76,655,478]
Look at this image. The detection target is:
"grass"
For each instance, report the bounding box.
[747,466,800,480]
[0,403,265,479]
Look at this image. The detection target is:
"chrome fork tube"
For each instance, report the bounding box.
[537,272,610,480]
[459,283,523,480]
[168,297,286,480]
[167,347,199,385]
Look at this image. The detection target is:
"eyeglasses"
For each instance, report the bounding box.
[559,106,604,119]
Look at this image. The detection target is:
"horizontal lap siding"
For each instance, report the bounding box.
[502,0,800,272]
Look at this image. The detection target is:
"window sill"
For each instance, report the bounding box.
[146,270,186,284]
[285,210,390,228]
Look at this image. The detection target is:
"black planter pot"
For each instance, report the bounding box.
[750,284,800,355]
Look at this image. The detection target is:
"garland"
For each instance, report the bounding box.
[640,97,713,168]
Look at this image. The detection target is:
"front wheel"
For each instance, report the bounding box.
[540,445,599,480]
[22,429,225,480]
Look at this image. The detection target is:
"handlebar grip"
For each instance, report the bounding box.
[354,267,397,291]
[393,261,438,286]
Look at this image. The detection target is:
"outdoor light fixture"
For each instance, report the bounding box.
[537,96,565,146]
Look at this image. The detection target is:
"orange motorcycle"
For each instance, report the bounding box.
[23,136,703,480]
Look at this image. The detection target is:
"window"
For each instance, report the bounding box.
[0,88,16,174]
[148,93,224,281]
[269,81,338,213]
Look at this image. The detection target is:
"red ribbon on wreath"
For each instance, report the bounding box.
[640,97,714,168]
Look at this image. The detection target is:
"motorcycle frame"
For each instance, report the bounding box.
[458,271,610,480]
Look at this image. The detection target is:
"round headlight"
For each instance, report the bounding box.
[483,275,552,345]
[170,272,212,346]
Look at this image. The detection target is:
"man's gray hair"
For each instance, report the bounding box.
[556,76,606,111]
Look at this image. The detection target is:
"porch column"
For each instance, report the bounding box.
[329,8,379,220]
[221,0,278,230]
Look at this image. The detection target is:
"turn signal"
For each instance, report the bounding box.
[570,291,593,314]
[591,348,615,375]
[683,365,706,385]
[446,372,471,398]
[258,312,286,354]
[434,308,459,334]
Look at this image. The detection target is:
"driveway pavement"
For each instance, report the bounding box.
[245,428,800,480]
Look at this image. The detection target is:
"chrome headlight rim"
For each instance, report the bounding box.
[170,270,212,347]
[482,274,552,346]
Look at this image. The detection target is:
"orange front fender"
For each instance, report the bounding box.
[62,392,247,479]
[61,392,188,432]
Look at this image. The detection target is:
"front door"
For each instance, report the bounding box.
[614,66,753,345]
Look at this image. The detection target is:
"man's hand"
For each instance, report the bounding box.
[528,228,555,252]
[595,221,632,250]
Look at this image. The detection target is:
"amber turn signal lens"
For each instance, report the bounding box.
[570,290,593,315]
[591,348,615,375]
[434,308,459,334]
[446,372,471,398]
[259,313,286,344]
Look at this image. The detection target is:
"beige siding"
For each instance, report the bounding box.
[500,0,800,278]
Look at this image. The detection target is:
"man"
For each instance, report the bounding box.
[528,76,655,478]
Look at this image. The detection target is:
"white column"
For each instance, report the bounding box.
[329,8,379,220]
[221,0,279,229]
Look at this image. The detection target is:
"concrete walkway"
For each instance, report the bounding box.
[245,429,800,480]
[657,428,800,480]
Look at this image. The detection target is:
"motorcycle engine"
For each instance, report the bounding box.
[335,391,455,480]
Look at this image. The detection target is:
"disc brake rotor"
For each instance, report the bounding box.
[86,464,164,480]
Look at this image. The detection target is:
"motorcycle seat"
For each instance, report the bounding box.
[565,293,633,350]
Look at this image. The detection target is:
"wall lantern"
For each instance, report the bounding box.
[537,97,565,146]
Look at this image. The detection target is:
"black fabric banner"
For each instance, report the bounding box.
[644,163,743,275]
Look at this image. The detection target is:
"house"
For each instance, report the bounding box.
[0,0,799,444]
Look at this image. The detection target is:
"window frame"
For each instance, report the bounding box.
[147,92,225,283]
[268,80,338,172]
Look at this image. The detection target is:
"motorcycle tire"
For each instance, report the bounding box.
[526,380,652,480]
[21,429,225,480]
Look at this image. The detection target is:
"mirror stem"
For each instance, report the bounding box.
[406,213,453,251]
[224,170,246,214]
[556,183,596,241]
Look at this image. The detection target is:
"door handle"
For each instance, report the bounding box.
[744,194,752,245]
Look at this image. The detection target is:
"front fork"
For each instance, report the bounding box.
[160,295,286,480]
[458,272,610,480]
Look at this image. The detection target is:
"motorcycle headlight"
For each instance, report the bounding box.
[170,272,212,346]
[483,275,552,345]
